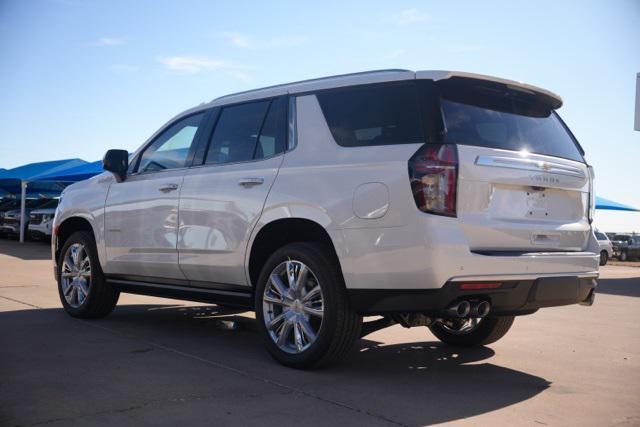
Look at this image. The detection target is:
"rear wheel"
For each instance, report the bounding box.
[255,242,362,369]
[599,250,609,266]
[429,316,515,347]
[57,231,119,318]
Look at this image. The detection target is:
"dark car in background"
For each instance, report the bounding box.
[611,234,640,261]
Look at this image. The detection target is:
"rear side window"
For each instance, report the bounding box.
[316,83,424,147]
[205,98,287,165]
[438,79,584,162]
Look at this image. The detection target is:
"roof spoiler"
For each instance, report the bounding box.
[416,70,563,109]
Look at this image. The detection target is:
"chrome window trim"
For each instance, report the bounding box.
[475,155,586,179]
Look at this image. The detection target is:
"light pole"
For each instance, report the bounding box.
[19,180,27,243]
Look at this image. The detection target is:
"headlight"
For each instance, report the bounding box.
[43,214,53,222]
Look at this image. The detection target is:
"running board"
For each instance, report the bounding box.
[106,278,253,309]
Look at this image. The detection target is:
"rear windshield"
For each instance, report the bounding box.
[438,79,584,162]
[316,79,584,162]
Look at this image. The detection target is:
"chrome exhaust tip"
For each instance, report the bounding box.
[445,300,471,318]
[474,301,491,318]
[469,301,491,318]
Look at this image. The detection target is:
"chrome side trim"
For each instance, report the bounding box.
[475,155,586,179]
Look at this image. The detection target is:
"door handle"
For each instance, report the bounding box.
[238,177,264,187]
[158,183,179,193]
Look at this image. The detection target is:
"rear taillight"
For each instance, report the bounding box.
[587,165,595,224]
[408,144,458,217]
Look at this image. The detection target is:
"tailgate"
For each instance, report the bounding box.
[457,145,590,252]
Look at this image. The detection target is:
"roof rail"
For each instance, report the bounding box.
[211,69,413,102]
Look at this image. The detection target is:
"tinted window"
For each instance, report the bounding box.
[595,231,606,240]
[205,101,270,164]
[138,112,205,172]
[438,80,583,162]
[316,83,424,147]
[255,98,287,159]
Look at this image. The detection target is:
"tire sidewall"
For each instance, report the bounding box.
[600,251,608,266]
[254,243,342,368]
[57,231,103,316]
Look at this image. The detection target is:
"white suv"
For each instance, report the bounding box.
[52,70,599,369]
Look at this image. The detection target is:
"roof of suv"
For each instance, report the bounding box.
[207,69,563,109]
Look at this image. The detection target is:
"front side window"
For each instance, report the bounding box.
[137,112,206,173]
[316,82,425,147]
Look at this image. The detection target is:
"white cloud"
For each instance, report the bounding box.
[158,55,250,81]
[94,37,125,46]
[225,32,253,49]
[390,8,431,26]
[223,32,306,49]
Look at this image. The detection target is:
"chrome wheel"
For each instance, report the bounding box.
[60,243,91,308]
[262,260,324,354]
[440,317,483,335]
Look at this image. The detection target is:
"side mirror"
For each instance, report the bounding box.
[103,149,129,183]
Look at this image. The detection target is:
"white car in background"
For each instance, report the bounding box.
[52,70,600,369]
[594,230,612,266]
[29,207,57,240]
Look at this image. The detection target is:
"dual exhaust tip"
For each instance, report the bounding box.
[445,300,490,318]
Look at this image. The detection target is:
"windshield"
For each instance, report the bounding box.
[613,235,631,241]
[437,79,584,162]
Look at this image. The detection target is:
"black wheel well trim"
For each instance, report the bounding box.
[247,217,344,289]
[56,216,96,261]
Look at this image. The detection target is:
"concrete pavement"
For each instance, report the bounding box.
[0,239,639,426]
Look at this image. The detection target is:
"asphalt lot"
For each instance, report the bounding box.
[0,240,638,427]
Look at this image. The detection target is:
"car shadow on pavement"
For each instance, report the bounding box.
[596,276,640,298]
[0,239,51,260]
[1,304,551,426]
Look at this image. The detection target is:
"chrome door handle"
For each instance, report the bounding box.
[238,178,264,187]
[158,183,179,193]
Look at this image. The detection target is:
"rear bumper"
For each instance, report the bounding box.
[348,275,597,315]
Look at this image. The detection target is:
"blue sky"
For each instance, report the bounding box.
[1,0,639,230]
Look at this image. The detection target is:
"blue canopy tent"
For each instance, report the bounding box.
[0,159,87,242]
[595,196,639,212]
[32,160,104,182]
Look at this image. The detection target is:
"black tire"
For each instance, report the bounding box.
[619,250,628,262]
[255,242,362,369]
[57,231,119,318]
[429,316,515,347]
[600,250,609,266]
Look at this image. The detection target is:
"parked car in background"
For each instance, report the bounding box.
[594,230,612,265]
[52,70,599,369]
[0,198,19,236]
[0,198,58,238]
[28,200,59,240]
[612,234,640,261]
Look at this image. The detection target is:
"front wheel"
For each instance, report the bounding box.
[57,231,119,318]
[255,242,362,369]
[428,316,515,347]
[619,250,628,261]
